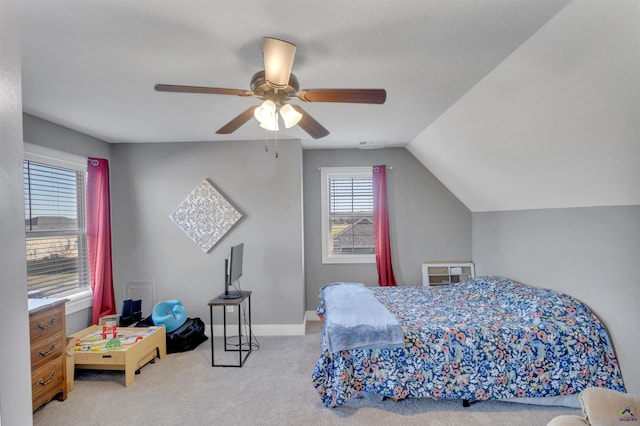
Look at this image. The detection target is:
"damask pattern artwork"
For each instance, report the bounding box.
[169,179,242,253]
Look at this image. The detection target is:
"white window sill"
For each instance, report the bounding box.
[322,255,376,264]
[64,289,92,315]
[28,289,92,316]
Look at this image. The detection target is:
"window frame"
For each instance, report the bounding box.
[320,166,375,264]
[23,142,92,314]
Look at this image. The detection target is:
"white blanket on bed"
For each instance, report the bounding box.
[322,283,405,353]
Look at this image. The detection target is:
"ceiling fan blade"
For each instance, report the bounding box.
[216,105,259,134]
[291,105,329,139]
[298,89,386,104]
[155,84,252,97]
[263,37,296,89]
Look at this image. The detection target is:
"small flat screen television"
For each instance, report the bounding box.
[221,243,243,299]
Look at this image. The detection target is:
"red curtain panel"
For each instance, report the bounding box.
[87,158,116,324]
[373,165,397,286]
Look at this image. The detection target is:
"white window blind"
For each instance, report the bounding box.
[328,176,374,254]
[24,159,90,298]
[321,167,375,264]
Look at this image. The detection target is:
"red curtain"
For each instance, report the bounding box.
[87,158,116,324]
[373,165,397,286]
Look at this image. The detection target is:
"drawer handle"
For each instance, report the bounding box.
[37,371,56,387]
[38,343,57,357]
[36,317,56,330]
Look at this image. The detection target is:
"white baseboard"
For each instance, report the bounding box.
[209,322,305,337]
[206,311,321,337]
[305,310,321,321]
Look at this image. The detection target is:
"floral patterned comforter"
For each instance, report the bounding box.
[312,277,625,407]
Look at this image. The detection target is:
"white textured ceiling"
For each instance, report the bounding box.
[21,0,571,149]
[23,0,637,212]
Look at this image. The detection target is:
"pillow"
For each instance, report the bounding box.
[580,387,639,426]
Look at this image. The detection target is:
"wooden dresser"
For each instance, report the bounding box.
[28,298,68,411]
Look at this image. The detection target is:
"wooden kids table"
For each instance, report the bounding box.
[71,325,166,387]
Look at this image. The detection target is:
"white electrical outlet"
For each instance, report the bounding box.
[226,306,234,313]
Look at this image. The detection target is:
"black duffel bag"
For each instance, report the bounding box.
[165,317,208,354]
[135,315,208,354]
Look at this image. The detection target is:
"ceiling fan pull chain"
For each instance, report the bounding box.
[275,131,279,159]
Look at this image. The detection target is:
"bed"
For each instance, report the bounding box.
[311,277,625,408]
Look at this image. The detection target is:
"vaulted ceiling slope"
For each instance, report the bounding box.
[21,0,569,148]
[408,0,640,212]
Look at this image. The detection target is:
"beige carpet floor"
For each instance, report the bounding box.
[33,321,580,425]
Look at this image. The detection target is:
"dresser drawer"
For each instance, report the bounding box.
[31,331,64,370]
[29,298,68,411]
[31,357,64,410]
[30,305,65,343]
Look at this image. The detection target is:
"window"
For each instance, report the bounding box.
[23,143,90,299]
[321,167,375,264]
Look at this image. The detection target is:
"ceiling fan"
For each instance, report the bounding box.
[155,37,386,139]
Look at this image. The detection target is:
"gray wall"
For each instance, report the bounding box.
[23,114,111,160]
[472,206,640,394]
[0,0,33,422]
[110,140,305,329]
[23,113,111,334]
[18,113,638,402]
[303,148,472,311]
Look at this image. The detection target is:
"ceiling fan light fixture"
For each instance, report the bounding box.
[255,100,279,131]
[263,37,296,89]
[157,36,385,140]
[279,103,302,128]
[254,99,276,124]
[259,115,279,132]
